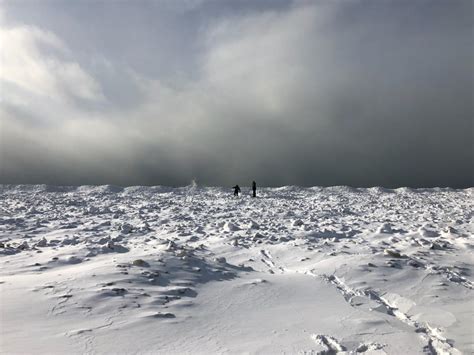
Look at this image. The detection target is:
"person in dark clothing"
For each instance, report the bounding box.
[252,181,257,197]
[233,185,241,196]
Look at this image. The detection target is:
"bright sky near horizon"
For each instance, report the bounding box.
[0,0,472,187]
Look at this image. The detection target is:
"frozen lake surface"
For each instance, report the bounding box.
[0,185,472,354]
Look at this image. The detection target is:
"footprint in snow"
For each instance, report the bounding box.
[310,334,346,354]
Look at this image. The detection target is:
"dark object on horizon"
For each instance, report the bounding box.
[233,185,241,196]
[252,181,257,198]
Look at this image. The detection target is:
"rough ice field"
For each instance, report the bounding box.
[0,185,472,354]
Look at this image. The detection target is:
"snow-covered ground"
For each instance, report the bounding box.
[0,184,472,354]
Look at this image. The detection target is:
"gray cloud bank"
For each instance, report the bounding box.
[0,0,472,187]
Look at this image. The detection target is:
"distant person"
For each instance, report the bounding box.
[233,185,241,196]
[252,181,257,198]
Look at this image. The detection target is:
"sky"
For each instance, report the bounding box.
[0,0,472,188]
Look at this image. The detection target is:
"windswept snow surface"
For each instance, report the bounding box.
[0,185,473,354]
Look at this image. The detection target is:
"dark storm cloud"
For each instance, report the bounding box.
[0,0,472,187]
